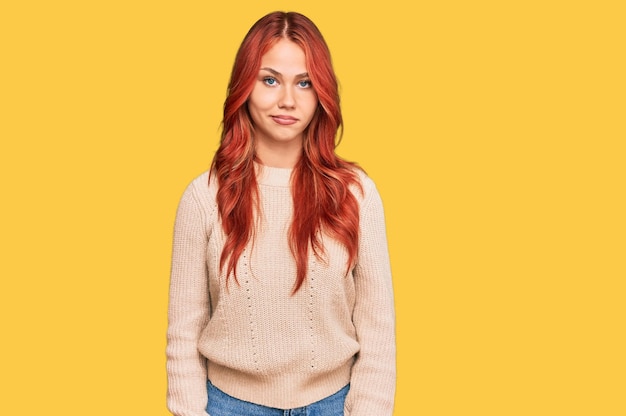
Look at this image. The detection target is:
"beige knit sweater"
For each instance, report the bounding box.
[166,164,396,416]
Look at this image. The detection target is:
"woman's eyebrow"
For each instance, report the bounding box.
[260,67,309,78]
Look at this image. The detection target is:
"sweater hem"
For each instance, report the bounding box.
[207,361,352,409]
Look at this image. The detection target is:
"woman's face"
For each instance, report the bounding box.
[248,39,318,154]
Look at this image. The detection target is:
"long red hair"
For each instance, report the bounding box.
[211,11,362,293]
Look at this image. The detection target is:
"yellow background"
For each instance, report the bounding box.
[1,0,624,415]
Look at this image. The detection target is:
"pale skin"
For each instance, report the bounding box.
[247,39,318,168]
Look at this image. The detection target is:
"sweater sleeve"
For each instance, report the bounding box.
[166,181,212,416]
[344,179,397,416]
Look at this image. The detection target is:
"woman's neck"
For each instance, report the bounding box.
[254,140,302,168]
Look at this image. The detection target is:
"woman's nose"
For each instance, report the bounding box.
[278,86,296,109]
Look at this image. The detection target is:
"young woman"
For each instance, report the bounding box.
[166,11,396,416]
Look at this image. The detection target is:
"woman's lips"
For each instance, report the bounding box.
[271,115,298,125]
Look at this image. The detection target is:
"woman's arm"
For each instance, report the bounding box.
[344,178,397,416]
[166,181,212,416]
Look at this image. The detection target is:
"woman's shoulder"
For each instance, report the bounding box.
[353,167,375,187]
[350,166,380,204]
[178,170,218,216]
[181,170,212,193]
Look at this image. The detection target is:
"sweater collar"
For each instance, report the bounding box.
[255,162,293,187]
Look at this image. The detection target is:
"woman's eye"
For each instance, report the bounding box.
[298,80,312,88]
[263,77,277,86]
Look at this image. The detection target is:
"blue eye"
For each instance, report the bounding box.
[263,77,277,86]
[298,80,312,88]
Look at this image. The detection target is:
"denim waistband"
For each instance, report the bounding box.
[206,379,349,416]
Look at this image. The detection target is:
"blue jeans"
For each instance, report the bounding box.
[206,380,349,416]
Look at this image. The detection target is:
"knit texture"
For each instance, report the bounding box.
[166,164,396,416]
